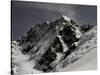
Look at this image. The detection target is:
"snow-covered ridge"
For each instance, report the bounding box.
[62,15,71,22]
[11,15,96,74]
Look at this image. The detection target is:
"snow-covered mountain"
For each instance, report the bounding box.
[11,15,97,74]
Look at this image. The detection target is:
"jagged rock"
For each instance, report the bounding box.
[11,15,96,74]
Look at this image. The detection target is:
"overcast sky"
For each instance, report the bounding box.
[11,1,97,40]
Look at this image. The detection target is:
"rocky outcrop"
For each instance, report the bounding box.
[11,15,96,74]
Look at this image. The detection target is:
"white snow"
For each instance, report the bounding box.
[57,35,68,52]
[75,29,82,38]
[60,48,97,71]
[12,41,43,74]
[56,26,97,72]
[74,42,79,46]
[11,15,97,74]
[46,21,50,24]
[60,26,64,30]
[71,27,82,39]
[62,15,71,22]
[55,26,58,30]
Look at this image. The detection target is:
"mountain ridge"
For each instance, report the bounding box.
[11,15,96,74]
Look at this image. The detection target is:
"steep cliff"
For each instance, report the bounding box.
[11,15,96,74]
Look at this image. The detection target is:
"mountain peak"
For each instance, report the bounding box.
[11,14,97,74]
[62,15,71,22]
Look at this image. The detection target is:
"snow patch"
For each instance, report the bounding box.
[57,35,68,52]
[62,15,71,22]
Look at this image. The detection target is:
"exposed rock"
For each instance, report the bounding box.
[11,15,96,74]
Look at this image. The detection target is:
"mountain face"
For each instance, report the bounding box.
[11,15,96,74]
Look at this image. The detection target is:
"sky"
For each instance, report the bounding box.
[11,1,97,40]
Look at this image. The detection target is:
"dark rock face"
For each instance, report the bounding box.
[12,15,82,73]
[34,25,81,72]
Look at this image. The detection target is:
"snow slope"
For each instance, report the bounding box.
[11,15,97,74]
[56,26,97,71]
